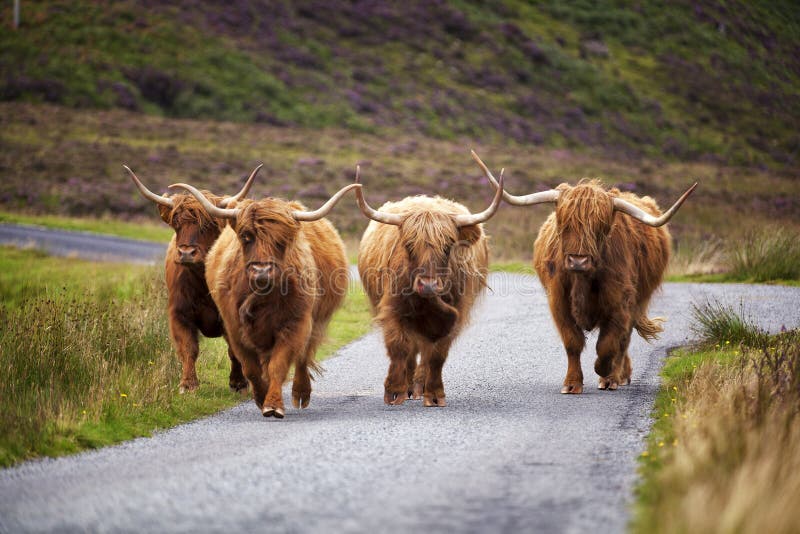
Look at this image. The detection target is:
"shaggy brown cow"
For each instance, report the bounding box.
[355,157,503,407]
[171,180,359,418]
[473,151,696,393]
[125,164,261,393]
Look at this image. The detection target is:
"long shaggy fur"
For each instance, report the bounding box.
[157,191,245,393]
[358,195,489,405]
[533,180,671,391]
[205,197,348,414]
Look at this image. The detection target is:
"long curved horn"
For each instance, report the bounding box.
[353,165,404,226]
[168,183,240,220]
[219,163,262,207]
[293,183,362,222]
[124,165,174,207]
[613,182,698,227]
[470,150,559,206]
[454,168,505,227]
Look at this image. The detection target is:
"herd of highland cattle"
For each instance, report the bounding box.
[124,151,696,418]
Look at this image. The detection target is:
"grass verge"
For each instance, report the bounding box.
[0,247,372,467]
[633,303,800,533]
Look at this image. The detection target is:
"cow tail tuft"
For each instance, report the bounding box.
[635,316,664,341]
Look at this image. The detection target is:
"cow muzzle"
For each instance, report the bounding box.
[414,275,444,298]
[566,254,593,272]
[176,245,201,264]
[247,262,277,293]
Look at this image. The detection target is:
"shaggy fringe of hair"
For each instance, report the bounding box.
[554,179,614,260]
[167,192,226,231]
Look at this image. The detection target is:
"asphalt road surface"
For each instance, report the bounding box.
[0,223,166,264]
[2,264,799,532]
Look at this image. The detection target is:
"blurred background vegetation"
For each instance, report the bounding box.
[0,0,797,268]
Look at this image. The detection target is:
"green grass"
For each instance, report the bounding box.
[0,247,372,467]
[690,299,768,348]
[0,210,172,243]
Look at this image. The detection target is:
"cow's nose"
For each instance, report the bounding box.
[248,262,275,281]
[566,254,592,271]
[415,277,440,297]
[177,245,199,263]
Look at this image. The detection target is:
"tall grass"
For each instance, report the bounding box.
[634,331,800,533]
[0,267,183,464]
[0,248,373,466]
[691,299,768,348]
[729,227,800,282]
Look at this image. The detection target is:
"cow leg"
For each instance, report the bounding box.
[263,318,312,418]
[383,324,415,406]
[550,293,585,394]
[421,339,451,407]
[293,323,325,409]
[226,340,248,393]
[170,317,200,393]
[595,323,630,390]
[241,357,268,410]
[407,352,421,399]
[620,350,633,386]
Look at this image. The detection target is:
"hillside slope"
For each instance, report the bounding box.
[2,1,798,166]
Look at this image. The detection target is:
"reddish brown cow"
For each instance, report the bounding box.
[356,157,503,407]
[171,181,359,418]
[474,151,696,393]
[125,164,261,393]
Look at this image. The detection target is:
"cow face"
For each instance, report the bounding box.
[232,200,301,294]
[399,211,482,298]
[158,195,224,265]
[554,182,614,274]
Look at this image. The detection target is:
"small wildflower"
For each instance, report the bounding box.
[81,410,87,415]
[120,393,128,398]
[664,413,670,418]
[673,439,678,446]
[148,360,154,365]
[725,340,730,345]
[671,398,676,403]
[658,441,664,448]
[641,451,650,457]
[672,386,678,391]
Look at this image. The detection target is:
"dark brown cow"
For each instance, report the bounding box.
[355,157,503,407]
[171,180,359,418]
[474,151,696,393]
[125,164,261,393]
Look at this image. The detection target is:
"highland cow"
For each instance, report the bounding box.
[474,151,696,393]
[125,164,261,393]
[171,180,359,418]
[355,156,503,407]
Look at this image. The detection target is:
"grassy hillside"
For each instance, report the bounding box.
[1,1,798,167]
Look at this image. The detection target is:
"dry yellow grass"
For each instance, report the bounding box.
[635,333,800,533]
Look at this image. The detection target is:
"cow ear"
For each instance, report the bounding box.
[157,203,172,225]
[457,224,482,246]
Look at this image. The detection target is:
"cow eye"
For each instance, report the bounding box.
[240,232,253,244]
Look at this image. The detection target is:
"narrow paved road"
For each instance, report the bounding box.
[0,223,166,264]
[2,268,798,533]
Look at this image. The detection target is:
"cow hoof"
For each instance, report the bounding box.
[262,405,284,418]
[384,391,407,405]
[423,396,446,407]
[598,378,619,390]
[560,384,584,394]
[273,407,285,419]
[292,391,311,409]
[411,382,424,400]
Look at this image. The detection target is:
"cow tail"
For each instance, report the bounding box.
[635,316,664,341]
